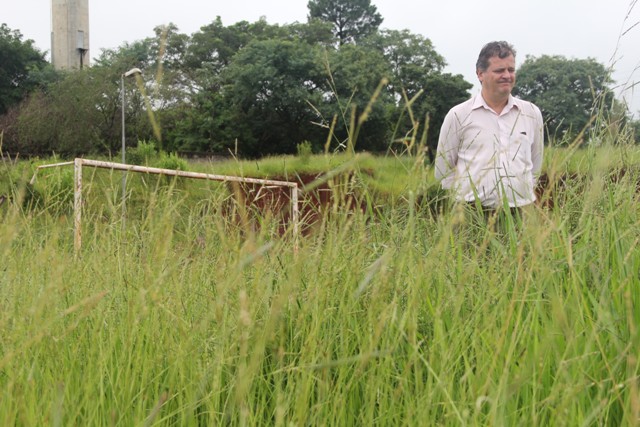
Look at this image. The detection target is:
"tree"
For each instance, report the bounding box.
[0,24,49,115]
[3,29,163,156]
[93,24,198,151]
[320,43,394,152]
[11,71,110,155]
[362,30,470,157]
[217,39,326,156]
[287,20,335,47]
[363,29,445,98]
[2,16,471,158]
[307,0,383,45]
[513,55,614,141]
[174,19,336,154]
[147,23,190,71]
[185,17,289,76]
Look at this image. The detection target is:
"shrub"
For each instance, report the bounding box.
[126,140,158,166]
[155,152,188,171]
[296,140,313,164]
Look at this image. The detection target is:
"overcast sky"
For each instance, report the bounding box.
[4,0,640,114]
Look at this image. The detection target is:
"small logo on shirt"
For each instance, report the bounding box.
[520,131,527,135]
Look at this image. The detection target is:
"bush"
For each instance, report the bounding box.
[296,141,313,164]
[155,152,188,171]
[126,140,158,166]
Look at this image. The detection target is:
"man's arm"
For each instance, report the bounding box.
[434,111,458,189]
[531,105,544,180]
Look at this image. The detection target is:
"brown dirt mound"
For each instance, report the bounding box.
[227,172,366,235]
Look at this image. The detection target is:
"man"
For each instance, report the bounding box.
[434,41,544,212]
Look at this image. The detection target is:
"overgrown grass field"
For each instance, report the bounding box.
[1,142,639,425]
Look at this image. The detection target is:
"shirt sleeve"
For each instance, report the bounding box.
[530,104,544,182]
[434,110,458,189]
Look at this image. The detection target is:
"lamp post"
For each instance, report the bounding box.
[120,67,142,219]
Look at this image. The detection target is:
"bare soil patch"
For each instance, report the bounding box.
[228,172,366,234]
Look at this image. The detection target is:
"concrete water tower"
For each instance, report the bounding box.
[51,0,90,70]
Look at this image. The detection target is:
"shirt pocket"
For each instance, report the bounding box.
[508,130,532,167]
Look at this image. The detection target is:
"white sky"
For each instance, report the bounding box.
[3,0,640,114]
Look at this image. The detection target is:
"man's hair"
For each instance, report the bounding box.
[476,41,516,72]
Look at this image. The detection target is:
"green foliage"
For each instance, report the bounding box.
[0,157,24,212]
[1,146,640,424]
[288,20,335,47]
[155,151,188,171]
[23,160,75,213]
[307,0,383,45]
[296,140,314,164]
[513,55,615,142]
[169,19,334,155]
[11,71,113,155]
[219,38,326,156]
[359,30,471,158]
[185,17,290,74]
[0,24,50,115]
[2,52,157,156]
[174,18,470,157]
[147,23,190,71]
[321,43,394,152]
[5,12,639,162]
[1,15,474,158]
[364,29,446,97]
[126,140,158,165]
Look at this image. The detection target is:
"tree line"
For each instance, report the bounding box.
[0,0,637,159]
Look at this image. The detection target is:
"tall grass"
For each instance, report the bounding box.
[2,23,639,422]
[1,135,639,425]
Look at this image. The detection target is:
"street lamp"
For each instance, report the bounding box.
[121,67,142,220]
[121,67,142,165]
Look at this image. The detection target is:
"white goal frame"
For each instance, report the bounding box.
[30,158,300,252]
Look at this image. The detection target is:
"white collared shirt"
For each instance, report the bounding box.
[434,94,544,208]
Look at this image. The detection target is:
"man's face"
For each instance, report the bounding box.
[477,54,516,99]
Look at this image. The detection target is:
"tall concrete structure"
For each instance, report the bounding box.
[51,0,90,70]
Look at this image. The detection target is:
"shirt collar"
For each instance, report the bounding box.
[472,94,519,115]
